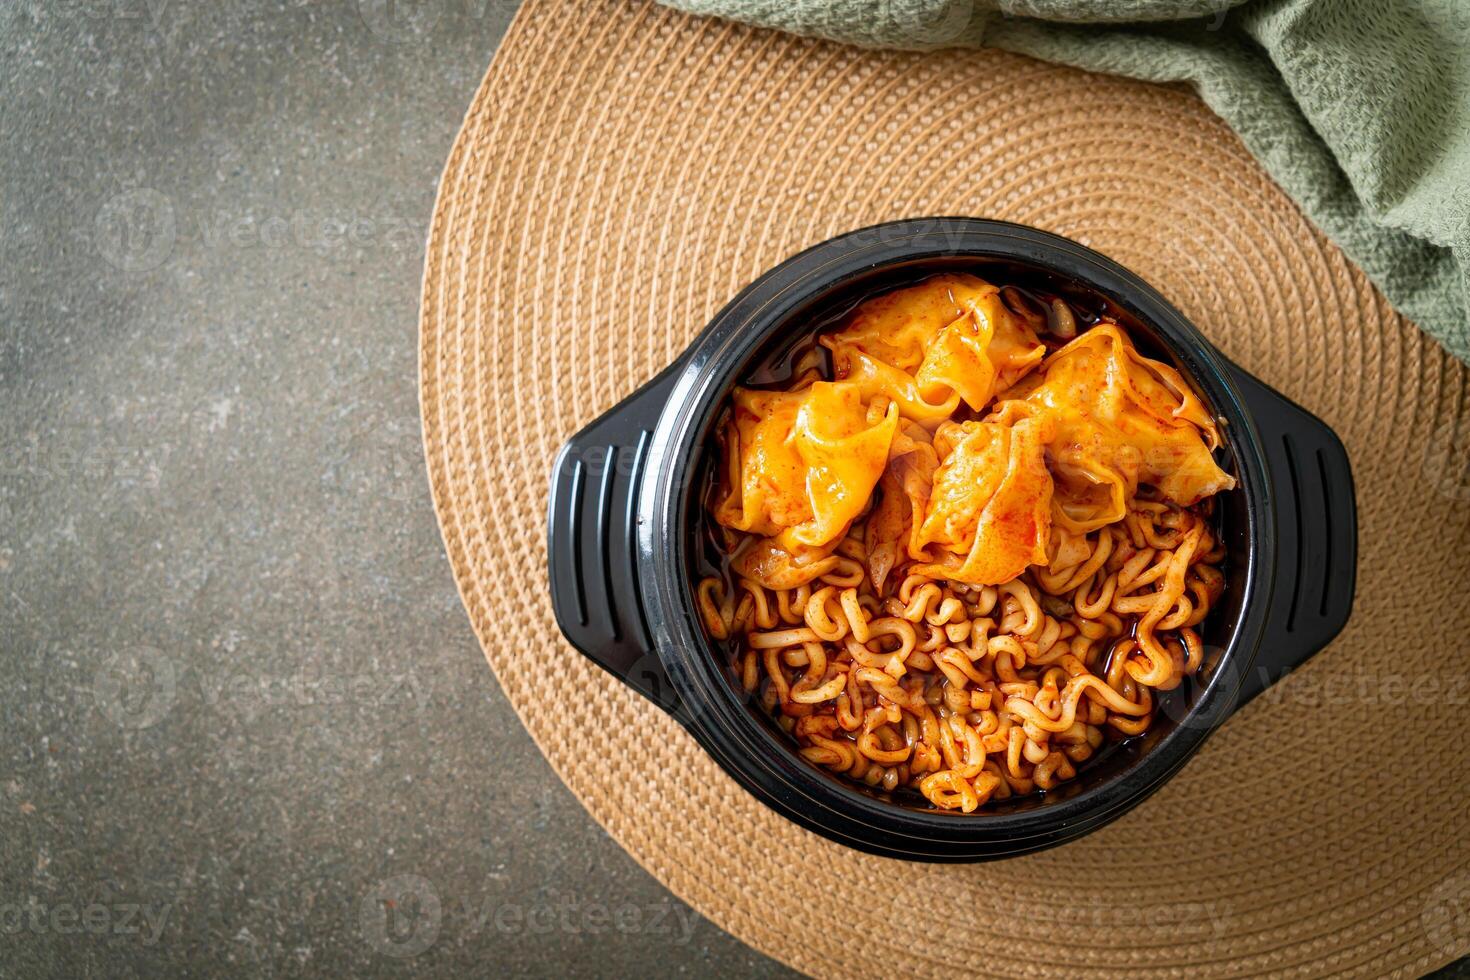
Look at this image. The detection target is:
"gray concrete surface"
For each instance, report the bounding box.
[0,1,793,975]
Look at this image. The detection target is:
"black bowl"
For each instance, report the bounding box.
[548,218,1356,861]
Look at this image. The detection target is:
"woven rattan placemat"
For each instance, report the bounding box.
[420,0,1470,973]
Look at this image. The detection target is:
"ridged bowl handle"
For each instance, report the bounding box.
[1225,361,1357,707]
[548,367,683,716]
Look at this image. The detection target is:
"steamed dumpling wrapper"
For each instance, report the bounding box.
[714,380,899,561]
[909,417,1055,586]
[715,284,1232,592]
[821,274,1045,428]
[728,537,841,591]
[998,324,1236,533]
[864,414,1055,589]
[864,420,939,593]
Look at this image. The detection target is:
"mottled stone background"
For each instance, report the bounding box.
[0,1,790,974]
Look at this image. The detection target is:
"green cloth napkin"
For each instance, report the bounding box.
[659,0,1470,364]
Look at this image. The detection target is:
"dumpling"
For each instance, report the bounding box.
[730,537,841,591]
[864,420,940,593]
[821,274,1045,428]
[998,323,1236,532]
[909,416,1055,586]
[714,380,899,555]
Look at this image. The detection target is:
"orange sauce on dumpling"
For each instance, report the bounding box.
[820,273,1045,428]
[715,380,898,557]
[997,323,1236,533]
[711,274,1233,587]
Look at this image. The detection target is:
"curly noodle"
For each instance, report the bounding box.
[699,505,1224,811]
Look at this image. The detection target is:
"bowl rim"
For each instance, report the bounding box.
[636,218,1276,853]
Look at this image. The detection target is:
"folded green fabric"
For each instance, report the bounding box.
[659,0,1470,364]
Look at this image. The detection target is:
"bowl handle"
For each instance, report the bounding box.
[548,366,684,715]
[1225,362,1358,706]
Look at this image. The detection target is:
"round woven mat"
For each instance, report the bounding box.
[420,0,1470,974]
